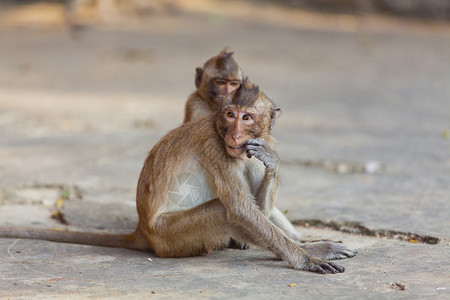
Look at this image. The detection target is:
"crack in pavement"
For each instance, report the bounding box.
[282,159,386,175]
[292,219,442,245]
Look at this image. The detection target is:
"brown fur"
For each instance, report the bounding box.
[0,79,355,273]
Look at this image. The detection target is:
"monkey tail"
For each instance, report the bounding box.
[0,226,152,252]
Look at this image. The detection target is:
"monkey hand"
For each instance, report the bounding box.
[294,255,345,274]
[300,241,357,260]
[246,139,279,171]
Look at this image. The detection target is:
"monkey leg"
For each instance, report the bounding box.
[147,199,236,258]
[269,207,356,260]
[270,207,302,241]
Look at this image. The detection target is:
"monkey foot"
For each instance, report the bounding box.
[228,238,249,250]
[300,241,357,260]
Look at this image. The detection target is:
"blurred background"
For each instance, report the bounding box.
[0,0,449,237]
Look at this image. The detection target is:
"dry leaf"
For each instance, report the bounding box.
[55,197,64,208]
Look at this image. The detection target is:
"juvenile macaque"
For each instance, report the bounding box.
[183,48,243,123]
[0,79,356,273]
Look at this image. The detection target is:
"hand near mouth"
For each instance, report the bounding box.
[226,142,247,157]
[246,138,279,171]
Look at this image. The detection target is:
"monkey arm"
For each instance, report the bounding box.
[249,158,303,242]
[244,139,303,241]
[256,167,279,215]
[246,138,279,215]
[207,169,342,274]
[219,187,343,274]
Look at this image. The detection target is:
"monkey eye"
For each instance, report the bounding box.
[242,114,252,121]
[215,80,227,86]
[230,81,240,87]
[226,112,235,118]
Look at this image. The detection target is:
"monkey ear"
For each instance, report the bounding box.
[241,77,251,88]
[195,68,203,88]
[270,105,282,130]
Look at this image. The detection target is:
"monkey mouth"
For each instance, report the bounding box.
[228,144,245,150]
[226,143,247,157]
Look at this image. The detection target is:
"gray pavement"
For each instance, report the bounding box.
[0,3,449,299]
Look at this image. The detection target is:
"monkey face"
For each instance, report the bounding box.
[205,77,241,104]
[213,78,241,96]
[197,48,243,104]
[219,105,258,158]
[215,78,275,158]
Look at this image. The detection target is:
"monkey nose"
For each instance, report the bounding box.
[231,136,243,144]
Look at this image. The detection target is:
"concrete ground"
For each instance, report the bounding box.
[0,1,449,299]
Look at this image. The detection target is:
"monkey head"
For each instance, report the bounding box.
[195,49,243,105]
[216,78,281,158]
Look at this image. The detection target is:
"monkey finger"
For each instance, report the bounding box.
[320,263,339,274]
[246,144,261,151]
[240,244,250,250]
[246,150,257,158]
[247,150,265,160]
[246,147,258,154]
[342,248,357,258]
[326,262,345,273]
[246,138,265,146]
[228,238,249,250]
[306,264,327,274]
[246,148,258,158]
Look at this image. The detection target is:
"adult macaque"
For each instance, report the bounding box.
[183,48,243,123]
[0,79,356,273]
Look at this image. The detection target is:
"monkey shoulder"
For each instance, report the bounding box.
[185,91,201,104]
[184,92,213,123]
